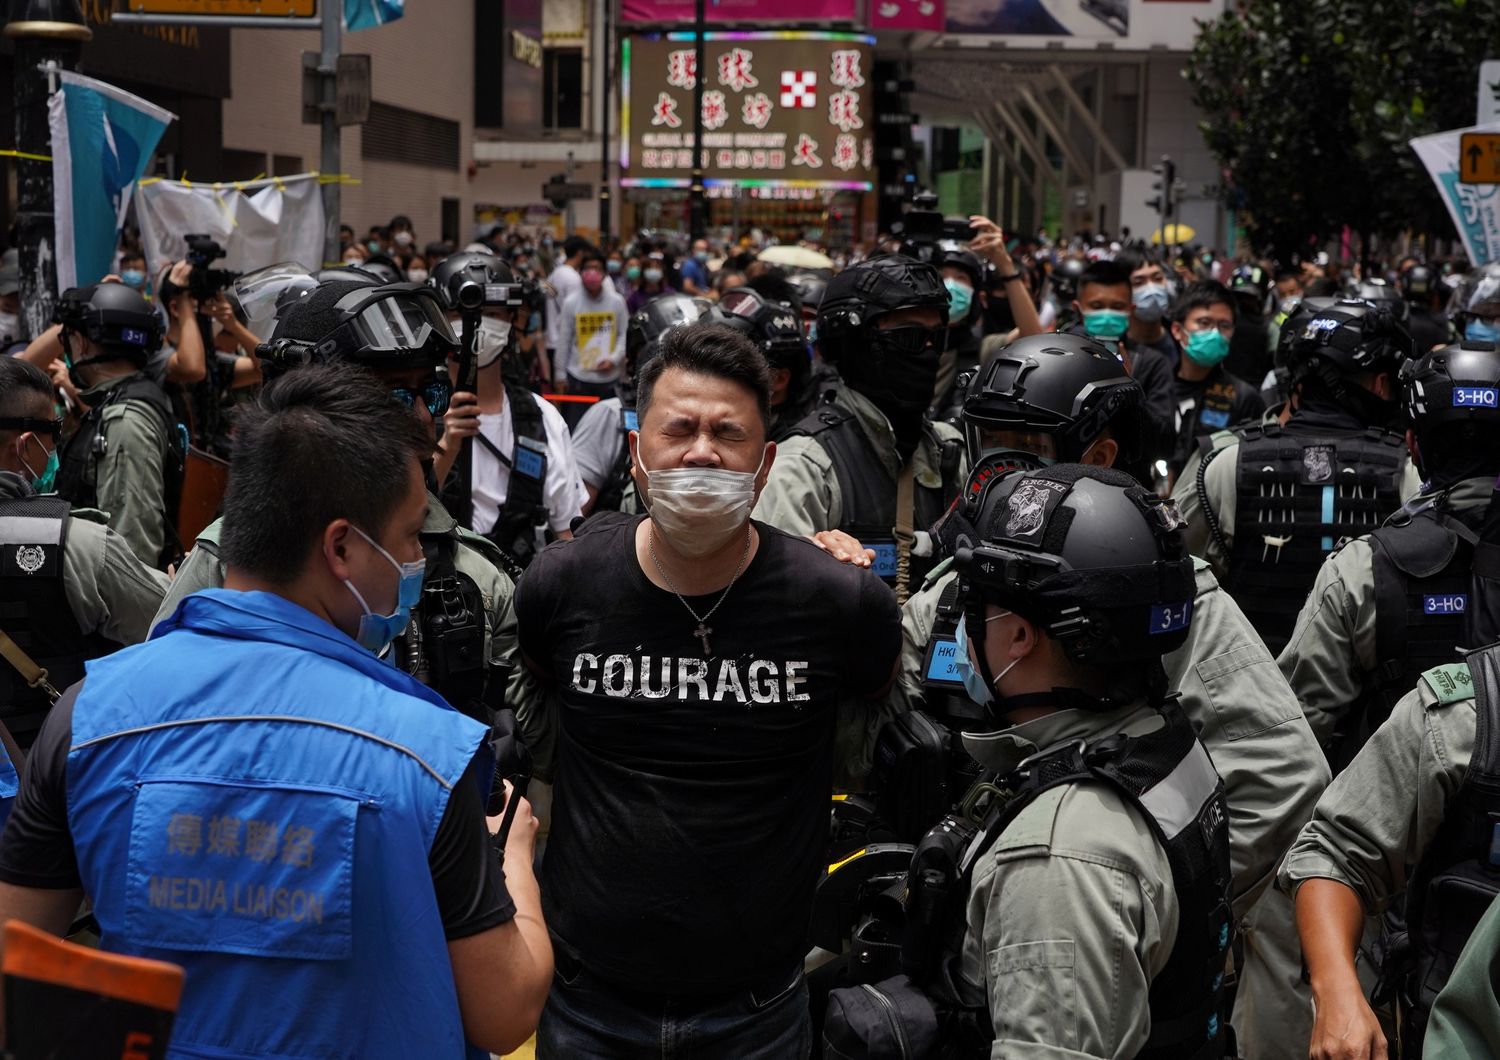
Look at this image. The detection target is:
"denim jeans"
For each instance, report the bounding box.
[536,954,811,1060]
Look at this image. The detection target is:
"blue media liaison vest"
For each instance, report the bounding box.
[65,589,491,1060]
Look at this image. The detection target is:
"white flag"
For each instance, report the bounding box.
[1410,122,1500,267]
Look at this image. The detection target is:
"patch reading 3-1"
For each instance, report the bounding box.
[1150,601,1193,635]
[125,780,355,961]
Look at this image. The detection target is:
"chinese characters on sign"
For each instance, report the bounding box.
[624,34,875,188]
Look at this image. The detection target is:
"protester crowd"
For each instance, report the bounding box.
[2,201,1500,1060]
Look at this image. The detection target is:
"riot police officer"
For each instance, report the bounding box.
[1450,262,1500,346]
[890,331,1327,1058]
[154,279,517,723]
[0,358,169,750]
[51,282,185,570]
[1281,340,1500,773]
[714,285,823,440]
[950,465,1232,1057]
[1171,298,1421,655]
[571,292,713,516]
[1401,263,1452,354]
[754,254,966,602]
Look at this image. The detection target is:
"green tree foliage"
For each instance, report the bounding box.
[1186,0,1500,262]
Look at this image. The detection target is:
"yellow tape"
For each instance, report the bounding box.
[0,149,53,162]
[826,847,868,876]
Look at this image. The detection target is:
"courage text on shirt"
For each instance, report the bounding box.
[571,653,812,704]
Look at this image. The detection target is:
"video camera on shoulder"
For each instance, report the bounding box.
[896,191,978,265]
[182,234,242,302]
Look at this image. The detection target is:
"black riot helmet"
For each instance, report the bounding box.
[936,240,984,289]
[1351,277,1410,325]
[961,332,1148,476]
[1400,340,1500,484]
[955,464,1196,710]
[1285,299,1413,426]
[1049,257,1087,304]
[1449,264,1500,329]
[624,292,714,384]
[315,264,384,286]
[53,282,164,375]
[716,286,810,387]
[359,253,405,285]
[1401,264,1439,306]
[1275,295,1337,368]
[256,279,458,381]
[786,271,828,321]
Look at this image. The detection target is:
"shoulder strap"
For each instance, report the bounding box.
[1423,661,1476,706]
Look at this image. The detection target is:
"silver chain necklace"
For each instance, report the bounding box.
[648,526,752,658]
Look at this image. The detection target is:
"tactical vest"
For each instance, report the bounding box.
[966,705,1234,1059]
[1325,504,1478,772]
[468,382,551,570]
[67,589,490,1060]
[1217,423,1405,656]
[0,495,115,749]
[592,404,639,515]
[787,401,961,591]
[1398,650,1500,1058]
[54,374,187,568]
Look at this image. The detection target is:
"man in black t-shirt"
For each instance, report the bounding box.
[1168,281,1266,478]
[517,322,901,1059]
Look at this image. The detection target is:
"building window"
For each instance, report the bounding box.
[544,50,583,130]
[362,102,461,170]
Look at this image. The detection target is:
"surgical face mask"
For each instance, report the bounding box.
[343,254,364,266]
[945,278,974,321]
[1182,327,1231,367]
[476,317,513,368]
[695,250,710,263]
[644,267,664,284]
[607,260,622,275]
[120,269,147,290]
[1082,309,1130,340]
[1466,317,1500,344]
[394,231,413,248]
[582,267,605,292]
[407,268,429,284]
[627,265,642,282]
[1132,283,1170,323]
[639,445,765,559]
[953,612,1019,707]
[342,523,425,655]
[20,437,58,493]
[367,240,381,254]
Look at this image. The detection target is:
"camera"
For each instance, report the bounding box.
[183,234,243,302]
[896,192,978,266]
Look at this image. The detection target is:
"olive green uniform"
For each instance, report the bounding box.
[1278,476,1491,747]
[900,557,1328,1058]
[76,374,172,568]
[1424,889,1500,1057]
[959,704,1186,1058]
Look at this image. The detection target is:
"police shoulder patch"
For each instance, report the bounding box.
[1421,662,1475,706]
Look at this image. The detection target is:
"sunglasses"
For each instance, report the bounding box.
[390,379,452,416]
[876,324,946,356]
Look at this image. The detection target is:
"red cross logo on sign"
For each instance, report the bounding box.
[780,70,816,109]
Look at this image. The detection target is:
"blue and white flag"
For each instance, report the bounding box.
[1411,122,1500,268]
[48,71,174,292]
[344,0,403,30]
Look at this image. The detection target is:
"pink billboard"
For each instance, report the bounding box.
[621,0,858,22]
[869,0,945,31]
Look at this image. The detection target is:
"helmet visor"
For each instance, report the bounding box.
[343,287,458,355]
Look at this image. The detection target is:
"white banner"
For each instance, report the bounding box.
[133,173,327,293]
[1410,122,1500,267]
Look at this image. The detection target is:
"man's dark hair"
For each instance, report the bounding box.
[220,364,432,584]
[636,323,772,435]
[1077,260,1131,296]
[0,357,55,427]
[1113,250,1160,278]
[563,236,592,261]
[1172,280,1237,323]
[580,250,606,271]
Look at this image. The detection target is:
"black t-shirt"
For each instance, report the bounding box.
[1126,342,1179,464]
[516,514,900,994]
[0,685,513,940]
[1170,367,1267,474]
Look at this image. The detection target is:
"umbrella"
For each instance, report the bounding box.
[1151,223,1196,246]
[758,245,834,270]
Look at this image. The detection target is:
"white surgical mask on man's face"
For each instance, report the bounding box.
[636,439,765,558]
[476,317,513,367]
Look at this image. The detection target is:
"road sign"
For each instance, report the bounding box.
[543,180,593,201]
[1480,60,1500,124]
[1459,132,1500,184]
[131,0,315,13]
[302,53,371,127]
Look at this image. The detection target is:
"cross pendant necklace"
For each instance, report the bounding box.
[649,527,752,659]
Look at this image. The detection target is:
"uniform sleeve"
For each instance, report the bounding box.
[537,398,587,532]
[964,791,1175,1059]
[1278,539,1376,748]
[0,687,80,888]
[61,517,170,646]
[753,437,838,537]
[1278,684,1472,914]
[428,756,516,939]
[150,537,227,634]
[1168,565,1329,915]
[1424,888,1500,1057]
[94,404,168,568]
[889,569,947,718]
[571,401,625,490]
[1171,443,1235,579]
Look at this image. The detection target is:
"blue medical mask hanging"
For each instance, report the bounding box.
[342,524,425,655]
[1466,318,1500,344]
[20,437,58,493]
[953,611,1020,707]
[945,278,974,321]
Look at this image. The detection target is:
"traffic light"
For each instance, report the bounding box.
[1148,156,1177,217]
